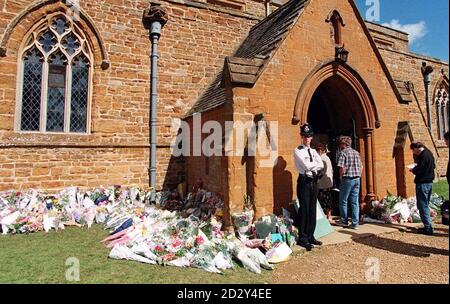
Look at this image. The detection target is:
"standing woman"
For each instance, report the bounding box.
[293,123,324,251]
[316,143,334,220]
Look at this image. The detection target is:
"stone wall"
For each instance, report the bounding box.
[0,0,268,191]
[367,22,449,178]
[0,0,447,202]
[0,146,149,190]
[225,0,414,216]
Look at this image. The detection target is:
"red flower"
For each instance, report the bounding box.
[172,239,182,248]
[195,236,204,245]
[155,245,164,252]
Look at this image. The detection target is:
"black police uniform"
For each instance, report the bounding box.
[293,124,324,250]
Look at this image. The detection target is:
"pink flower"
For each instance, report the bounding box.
[19,217,29,224]
[195,236,204,245]
[171,239,182,248]
[161,252,176,262]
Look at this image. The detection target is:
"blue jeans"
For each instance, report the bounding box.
[416,183,433,231]
[339,177,361,227]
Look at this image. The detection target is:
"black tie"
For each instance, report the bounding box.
[307,148,313,162]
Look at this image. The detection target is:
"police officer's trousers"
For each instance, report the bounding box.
[296,175,318,243]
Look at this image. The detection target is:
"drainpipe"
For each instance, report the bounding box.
[421,62,434,132]
[143,3,168,201]
[265,0,271,17]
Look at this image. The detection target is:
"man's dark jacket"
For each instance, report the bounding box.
[412,149,435,184]
[447,157,449,186]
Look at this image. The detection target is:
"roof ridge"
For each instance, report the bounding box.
[185,0,310,117]
[248,0,305,35]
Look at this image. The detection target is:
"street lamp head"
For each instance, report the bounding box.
[335,45,349,63]
[143,3,168,37]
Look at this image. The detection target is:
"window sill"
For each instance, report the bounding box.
[14,130,91,136]
[0,131,149,149]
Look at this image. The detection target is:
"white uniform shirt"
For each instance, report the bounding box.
[293,145,324,177]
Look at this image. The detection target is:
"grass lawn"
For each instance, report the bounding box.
[1,181,447,284]
[434,180,449,201]
[0,225,272,284]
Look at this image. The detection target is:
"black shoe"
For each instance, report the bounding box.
[418,229,434,236]
[309,239,323,246]
[305,244,313,251]
[417,227,433,235]
[297,241,314,251]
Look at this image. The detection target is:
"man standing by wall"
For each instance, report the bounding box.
[409,142,435,235]
[442,132,449,226]
[445,132,449,187]
[293,124,324,251]
[337,136,363,229]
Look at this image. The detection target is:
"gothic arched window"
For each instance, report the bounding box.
[16,13,93,133]
[434,82,449,140]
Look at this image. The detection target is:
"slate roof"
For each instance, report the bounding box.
[234,0,308,60]
[185,0,309,117]
[184,0,417,118]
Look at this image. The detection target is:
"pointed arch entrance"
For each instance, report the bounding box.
[293,61,381,203]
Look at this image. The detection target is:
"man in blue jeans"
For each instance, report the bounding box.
[409,142,435,235]
[337,136,363,229]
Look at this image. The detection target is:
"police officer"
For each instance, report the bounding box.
[293,123,324,251]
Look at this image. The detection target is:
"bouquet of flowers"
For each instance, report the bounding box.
[192,246,221,273]
[231,195,255,236]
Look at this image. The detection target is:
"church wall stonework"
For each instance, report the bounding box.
[226,0,407,215]
[0,0,266,191]
[368,22,449,178]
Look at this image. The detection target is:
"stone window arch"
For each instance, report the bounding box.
[16,12,93,133]
[326,10,345,47]
[434,81,449,140]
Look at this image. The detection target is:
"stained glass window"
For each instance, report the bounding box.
[21,48,43,131]
[62,35,80,56]
[52,17,69,35]
[435,85,449,140]
[18,14,92,133]
[37,31,57,53]
[46,52,67,132]
[70,55,89,133]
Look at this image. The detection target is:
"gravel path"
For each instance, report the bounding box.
[271,224,449,284]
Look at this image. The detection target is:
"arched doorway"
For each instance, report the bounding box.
[293,61,380,204]
[307,75,366,193]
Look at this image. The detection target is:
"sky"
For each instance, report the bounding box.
[354,0,449,62]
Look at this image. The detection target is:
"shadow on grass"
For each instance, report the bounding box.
[339,230,449,258]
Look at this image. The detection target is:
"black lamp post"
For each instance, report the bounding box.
[143,3,168,201]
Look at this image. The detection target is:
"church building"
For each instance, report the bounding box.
[0,0,448,223]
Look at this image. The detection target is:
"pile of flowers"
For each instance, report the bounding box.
[0,185,148,235]
[0,183,295,274]
[102,186,291,274]
[368,192,445,224]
